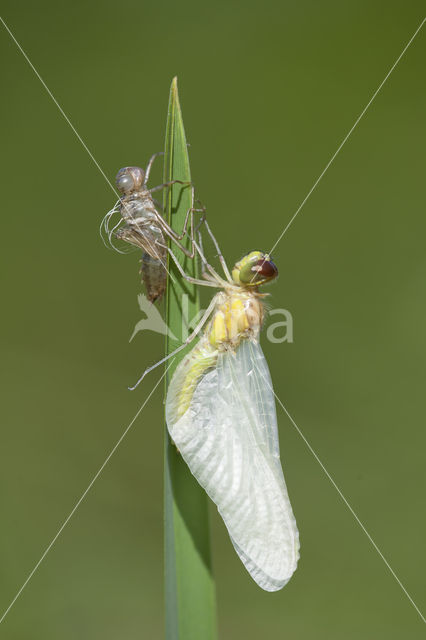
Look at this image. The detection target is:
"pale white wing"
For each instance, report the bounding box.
[166,339,300,591]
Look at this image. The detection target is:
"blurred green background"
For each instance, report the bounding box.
[0,1,425,638]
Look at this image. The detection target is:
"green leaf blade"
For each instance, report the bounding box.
[163,77,217,640]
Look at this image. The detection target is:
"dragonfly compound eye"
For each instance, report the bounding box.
[115,166,145,194]
[256,257,278,279]
[232,251,278,285]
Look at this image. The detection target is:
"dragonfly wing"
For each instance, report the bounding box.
[166,339,299,591]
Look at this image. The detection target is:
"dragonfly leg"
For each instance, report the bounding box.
[155,206,202,259]
[196,227,208,279]
[138,204,197,259]
[148,179,191,195]
[169,190,231,283]
[144,151,164,185]
[146,184,205,261]
[156,187,205,256]
[203,220,232,282]
[162,243,221,288]
[192,237,228,286]
[129,295,218,389]
[173,189,206,241]
[154,187,225,285]
[194,229,222,285]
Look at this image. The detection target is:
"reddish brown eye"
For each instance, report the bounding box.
[256,259,278,278]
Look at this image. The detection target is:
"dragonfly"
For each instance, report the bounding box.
[101,152,205,303]
[131,231,300,591]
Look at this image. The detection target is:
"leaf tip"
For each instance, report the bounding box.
[171,76,178,95]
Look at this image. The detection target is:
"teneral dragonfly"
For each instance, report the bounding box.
[130,232,300,591]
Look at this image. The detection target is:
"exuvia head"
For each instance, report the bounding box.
[115,166,145,194]
[232,251,278,287]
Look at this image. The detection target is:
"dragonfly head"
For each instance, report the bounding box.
[115,166,145,194]
[232,251,278,287]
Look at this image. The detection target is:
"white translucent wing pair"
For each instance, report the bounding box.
[166,340,300,591]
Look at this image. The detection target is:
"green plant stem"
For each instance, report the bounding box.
[163,77,217,640]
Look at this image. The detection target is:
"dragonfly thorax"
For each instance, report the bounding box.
[208,290,264,350]
[120,193,156,223]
